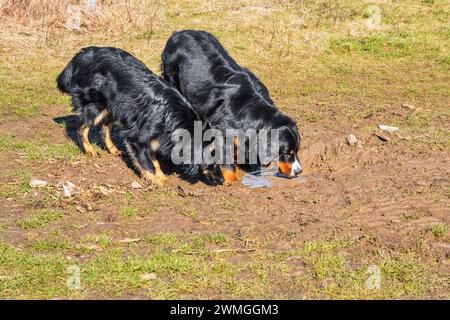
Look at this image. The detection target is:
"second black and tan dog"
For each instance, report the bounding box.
[161,30,302,182]
[57,46,224,186]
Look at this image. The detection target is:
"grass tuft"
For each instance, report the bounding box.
[17,209,64,229]
[430,223,448,238]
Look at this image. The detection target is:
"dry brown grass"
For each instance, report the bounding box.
[0,0,162,34]
[276,0,359,27]
[0,0,66,21]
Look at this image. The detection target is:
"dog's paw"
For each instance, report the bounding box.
[142,170,165,187]
[109,147,122,157]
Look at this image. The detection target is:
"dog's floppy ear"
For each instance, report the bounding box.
[257,126,287,165]
[275,125,291,139]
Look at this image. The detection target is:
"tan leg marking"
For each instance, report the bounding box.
[102,122,122,156]
[141,169,164,187]
[80,125,98,157]
[151,153,168,183]
[127,140,166,186]
[233,136,239,163]
[149,139,166,184]
[124,141,144,177]
[93,110,109,126]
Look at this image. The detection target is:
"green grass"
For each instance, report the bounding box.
[80,233,112,249]
[114,189,176,217]
[0,134,80,161]
[0,242,78,299]
[0,183,28,199]
[0,55,69,118]
[29,240,73,252]
[144,233,180,247]
[437,54,450,67]
[430,223,448,238]
[176,207,199,218]
[17,209,64,229]
[333,66,352,75]
[305,111,326,122]
[0,237,446,299]
[204,233,228,245]
[120,205,139,218]
[217,197,241,211]
[329,33,415,58]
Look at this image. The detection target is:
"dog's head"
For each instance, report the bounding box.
[275,124,302,178]
[181,162,224,186]
[199,123,225,186]
[200,163,224,186]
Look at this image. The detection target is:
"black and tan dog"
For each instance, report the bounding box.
[57,46,223,186]
[161,30,302,182]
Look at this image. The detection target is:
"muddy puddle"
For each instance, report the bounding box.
[241,166,308,189]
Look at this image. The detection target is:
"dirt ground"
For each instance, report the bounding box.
[0,0,449,299]
[1,103,448,299]
[1,105,449,246]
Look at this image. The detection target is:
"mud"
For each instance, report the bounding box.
[0,105,449,252]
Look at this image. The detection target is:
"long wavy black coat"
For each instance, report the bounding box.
[57,46,223,186]
[161,30,302,181]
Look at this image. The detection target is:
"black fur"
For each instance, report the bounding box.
[57,46,223,185]
[161,30,302,177]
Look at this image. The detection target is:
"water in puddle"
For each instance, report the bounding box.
[241,166,307,189]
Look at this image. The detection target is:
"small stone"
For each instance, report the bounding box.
[87,244,101,251]
[374,132,391,142]
[378,124,399,133]
[98,186,111,196]
[29,179,48,188]
[141,273,157,281]
[346,134,358,146]
[63,181,76,197]
[131,181,142,189]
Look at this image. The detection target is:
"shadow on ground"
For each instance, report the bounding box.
[52,114,137,171]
